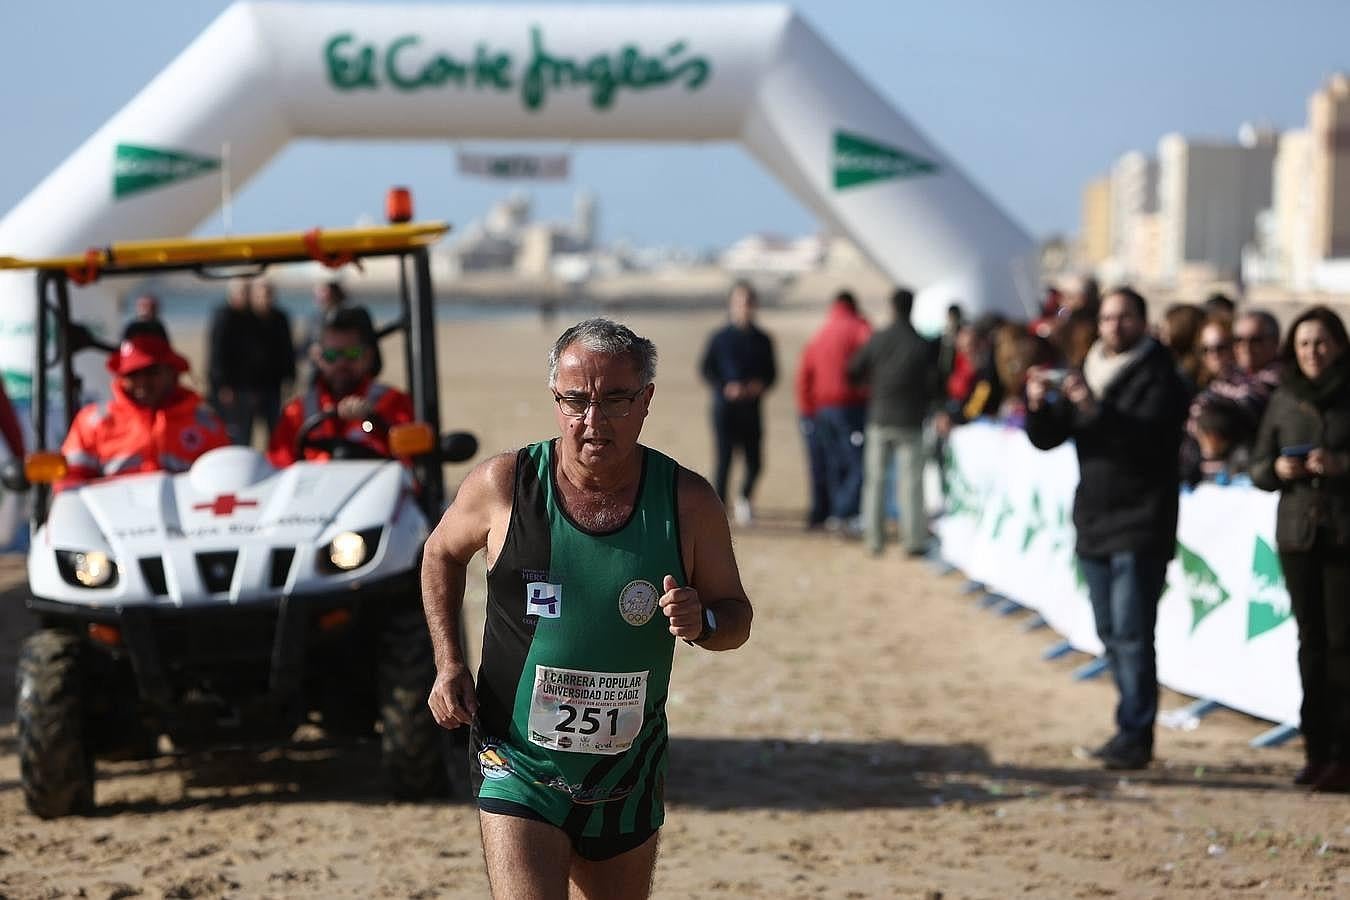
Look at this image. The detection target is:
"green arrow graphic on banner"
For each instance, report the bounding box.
[833,131,939,190]
[1246,536,1291,639]
[114,144,220,200]
[1021,490,1044,552]
[990,493,1015,541]
[1052,503,1071,556]
[1176,541,1230,633]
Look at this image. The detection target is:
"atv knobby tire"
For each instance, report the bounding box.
[16,629,94,818]
[377,610,452,800]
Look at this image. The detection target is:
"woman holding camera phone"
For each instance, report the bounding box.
[1250,306,1350,792]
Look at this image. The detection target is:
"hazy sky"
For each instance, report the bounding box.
[1,0,1346,251]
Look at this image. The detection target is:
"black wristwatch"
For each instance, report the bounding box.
[686,605,718,646]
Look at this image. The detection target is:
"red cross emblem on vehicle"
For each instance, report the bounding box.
[192,494,258,517]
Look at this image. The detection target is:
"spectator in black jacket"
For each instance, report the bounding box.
[1025,287,1189,771]
[699,281,776,524]
[206,277,258,445]
[207,277,296,447]
[848,288,938,557]
[249,278,296,441]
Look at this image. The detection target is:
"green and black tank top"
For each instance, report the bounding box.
[474,439,684,834]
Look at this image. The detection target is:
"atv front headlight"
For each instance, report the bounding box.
[330,532,368,570]
[55,550,118,588]
[322,528,382,573]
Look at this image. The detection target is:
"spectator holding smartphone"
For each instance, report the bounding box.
[1250,305,1350,793]
[1025,287,1189,771]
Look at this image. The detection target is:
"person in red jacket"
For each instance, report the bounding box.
[268,309,413,467]
[60,326,230,488]
[794,350,830,530]
[795,291,872,530]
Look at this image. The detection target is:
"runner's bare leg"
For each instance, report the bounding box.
[479,811,571,900]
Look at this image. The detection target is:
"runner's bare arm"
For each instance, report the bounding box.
[422,451,515,729]
[669,467,753,651]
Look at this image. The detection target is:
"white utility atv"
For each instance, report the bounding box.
[1,222,477,817]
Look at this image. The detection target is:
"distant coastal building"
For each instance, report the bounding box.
[720,232,827,275]
[446,190,599,276]
[1106,151,1158,282]
[1078,176,1111,269]
[1156,125,1276,284]
[1252,74,1350,292]
[1311,74,1350,261]
[1246,129,1315,289]
[1110,152,1158,255]
[1083,72,1350,295]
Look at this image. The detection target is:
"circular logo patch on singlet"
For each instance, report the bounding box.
[478,744,513,780]
[618,579,659,626]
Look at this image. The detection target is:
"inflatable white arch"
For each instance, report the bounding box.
[0,1,1036,397]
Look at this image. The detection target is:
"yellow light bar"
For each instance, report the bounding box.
[0,221,450,274]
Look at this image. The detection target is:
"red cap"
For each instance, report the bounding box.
[107,334,189,376]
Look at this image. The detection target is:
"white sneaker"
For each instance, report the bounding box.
[733,497,754,526]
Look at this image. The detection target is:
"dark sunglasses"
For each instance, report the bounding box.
[320,346,365,363]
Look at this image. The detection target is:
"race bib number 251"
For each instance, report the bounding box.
[528,665,648,755]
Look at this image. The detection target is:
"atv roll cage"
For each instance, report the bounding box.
[0,222,460,520]
[2,222,476,816]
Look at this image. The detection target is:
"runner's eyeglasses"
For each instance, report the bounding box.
[320,346,365,362]
[553,389,644,418]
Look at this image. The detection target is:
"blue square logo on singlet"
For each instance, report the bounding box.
[526,582,563,618]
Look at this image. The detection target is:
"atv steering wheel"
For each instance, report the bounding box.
[294,408,390,462]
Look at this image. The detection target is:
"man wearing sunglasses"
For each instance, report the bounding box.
[422,318,753,900]
[1233,310,1282,392]
[266,309,412,466]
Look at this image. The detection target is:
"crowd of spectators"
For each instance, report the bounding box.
[925,280,1304,493]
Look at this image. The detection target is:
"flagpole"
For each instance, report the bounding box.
[220,141,233,234]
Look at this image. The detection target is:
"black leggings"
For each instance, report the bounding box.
[712,402,762,502]
[1280,542,1350,762]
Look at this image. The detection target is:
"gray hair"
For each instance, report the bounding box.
[548,318,658,387]
[1239,308,1280,342]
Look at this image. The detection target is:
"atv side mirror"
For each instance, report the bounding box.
[440,431,478,463]
[0,458,29,492]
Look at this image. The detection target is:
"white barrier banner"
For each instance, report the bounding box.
[935,423,1299,726]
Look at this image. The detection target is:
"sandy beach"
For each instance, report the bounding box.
[1,305,1347,899]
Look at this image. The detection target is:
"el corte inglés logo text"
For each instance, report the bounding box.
[324,26,712,111]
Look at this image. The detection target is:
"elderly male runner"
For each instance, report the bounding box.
[423,318,753,899]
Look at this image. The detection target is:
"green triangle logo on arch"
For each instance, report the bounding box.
[114,143,220,200]
[833,130,939,190]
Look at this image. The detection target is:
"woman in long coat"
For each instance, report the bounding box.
[1251,306,1350,793]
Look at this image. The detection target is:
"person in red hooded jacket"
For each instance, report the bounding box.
[60,324,230,488]
[795,291,872,529]
[268,308,413,467]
